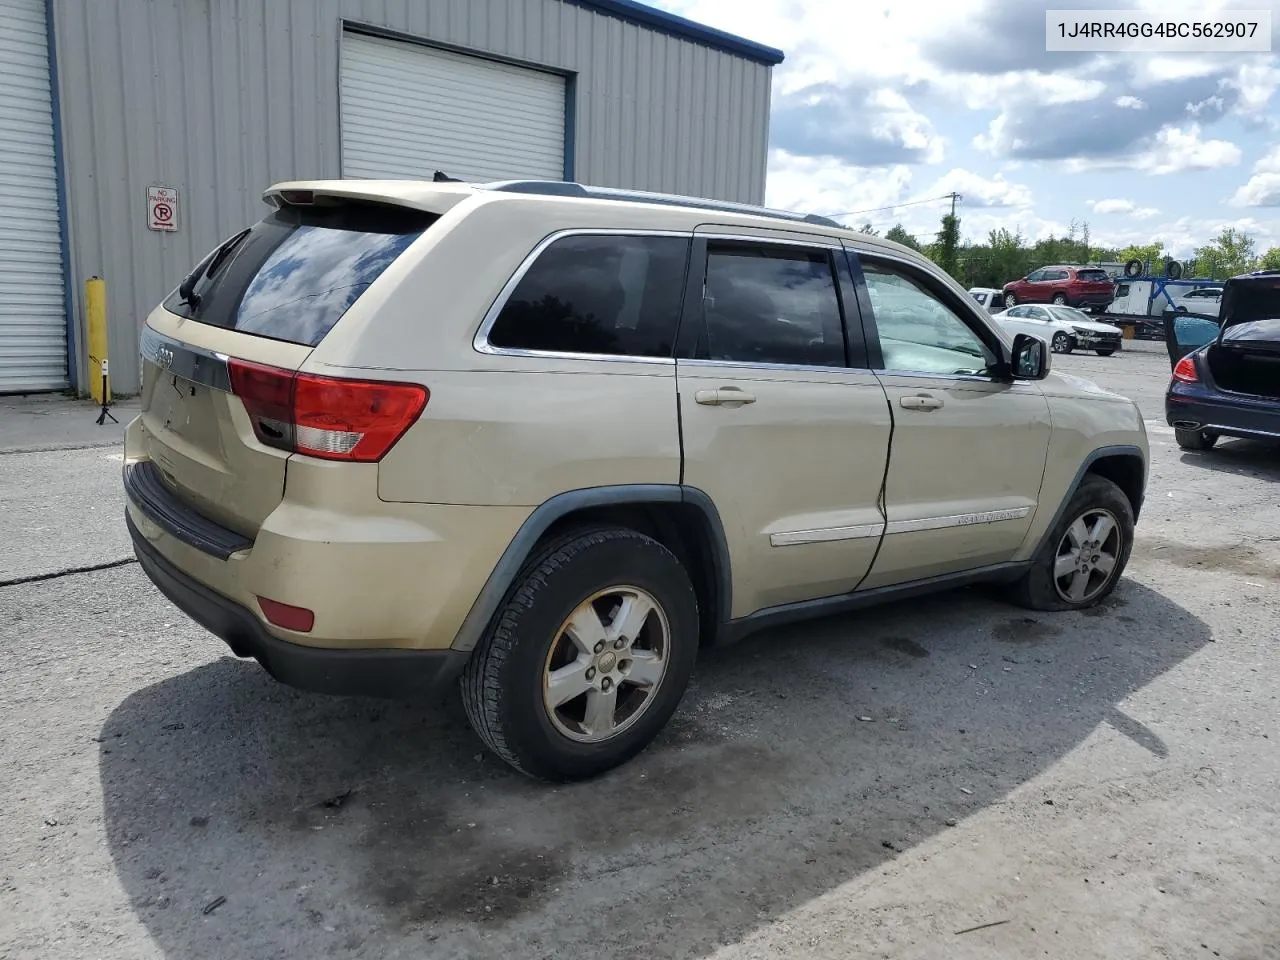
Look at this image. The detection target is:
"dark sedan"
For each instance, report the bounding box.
[1165,271,1280,451]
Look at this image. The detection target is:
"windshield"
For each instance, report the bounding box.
[1046,306,1093,324]
[163,201,437,347]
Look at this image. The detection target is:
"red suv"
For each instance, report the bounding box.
[1003,266,1116,311]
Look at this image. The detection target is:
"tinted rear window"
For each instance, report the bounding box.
[486,235,689,358]
[164,201,436,347]
[1076,269,1110,283]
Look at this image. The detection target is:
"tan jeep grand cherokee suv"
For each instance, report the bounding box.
[124,179,1148,781]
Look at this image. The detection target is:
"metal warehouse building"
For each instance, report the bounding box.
[0,0,782,394]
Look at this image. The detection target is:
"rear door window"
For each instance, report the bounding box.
[693,242,847,368]
[164,200,436,347]
[485,235,689,358]
[1076,269,1110,283]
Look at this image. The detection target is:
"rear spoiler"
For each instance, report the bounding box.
[262,180,474,216]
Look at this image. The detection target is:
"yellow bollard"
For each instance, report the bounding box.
[85,276,110,403]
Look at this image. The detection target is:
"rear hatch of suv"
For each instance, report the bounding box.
[1073,268,1115,300]
[135,195,438,539]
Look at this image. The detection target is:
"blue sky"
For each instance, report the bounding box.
[654,0,1280,256]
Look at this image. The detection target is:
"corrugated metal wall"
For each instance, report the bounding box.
[50,0,774,391]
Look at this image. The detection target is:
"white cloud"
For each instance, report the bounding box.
[1091,215,1280,259]
[927,169,1032,208]
[1066,124,1242,175]
[1252,144,1280,175]
[1137,125,1242,174]
[958,72,1106,111]
[1224,64,1280,117]
[1086,199,1162,220]
[1230,173,1280,207]
[864,88,947,164]
[1114,95,1146,109]
[764,149,913,219]
[1090,199,1136,215]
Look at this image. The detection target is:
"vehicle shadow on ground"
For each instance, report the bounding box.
[1178,438,1280,482]
[100,579,1208,960]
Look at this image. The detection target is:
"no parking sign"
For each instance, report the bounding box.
[147,185,179,232]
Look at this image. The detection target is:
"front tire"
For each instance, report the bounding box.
[1095,348,1117,357]
[1004,292,1017,308]
[1175,428,1218,451]
[1051,332,1073,354]
[1006,475,1134,612]
[461,526,699,781]
[1051,293,1068,305]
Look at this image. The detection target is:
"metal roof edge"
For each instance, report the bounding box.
[565,0,786,66]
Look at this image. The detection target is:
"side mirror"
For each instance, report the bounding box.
[1010,333,1049,380]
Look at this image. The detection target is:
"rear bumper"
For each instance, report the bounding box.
[129,512,469,698]
[1166,383,1280,441]
[1072,291,1115,306]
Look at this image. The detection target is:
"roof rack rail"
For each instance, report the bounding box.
[479,180,844,229]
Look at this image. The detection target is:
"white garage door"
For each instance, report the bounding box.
[0,0,67,392]
[340,32,566,183]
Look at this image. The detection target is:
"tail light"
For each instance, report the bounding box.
[227,359,428,462]
[1172,355,1199,384]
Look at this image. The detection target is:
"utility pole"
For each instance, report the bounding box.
[948,192,962,218]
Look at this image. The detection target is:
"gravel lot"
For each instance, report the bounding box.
[2,339,1278,960]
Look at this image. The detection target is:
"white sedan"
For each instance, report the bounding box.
[1169,286,1223,317]
[993,304,1125,356]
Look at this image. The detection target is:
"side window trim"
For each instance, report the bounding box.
[473,228,693,364]
[839,246,882,370]
[847,248,1007,379]
[674,235,854,372]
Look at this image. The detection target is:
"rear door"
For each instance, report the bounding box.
[137,198,436,537]
[676,229,892,617]
[845,247,1053,588]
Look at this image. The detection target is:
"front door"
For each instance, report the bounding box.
[847,249,1053,588]
[676,231,892,617]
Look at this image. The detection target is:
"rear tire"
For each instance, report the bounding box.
[1051,293,1068,305]
[461,525,699,781]
[1175,428,1218,451]
[1006,475,1134,612]
[1095,348,1117,357]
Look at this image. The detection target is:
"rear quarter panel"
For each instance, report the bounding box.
[303,195,689,506]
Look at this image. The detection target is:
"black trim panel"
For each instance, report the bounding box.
[129,513,467,699]
[720,561,1033,644]
[450,484,733,652]
[123,461,253,560]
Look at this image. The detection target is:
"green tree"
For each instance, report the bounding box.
[884,223,921,251]
[856,221,879,236]
[1258,246,1280,271]
[929,213,961,278]
[1194,228,1259,278]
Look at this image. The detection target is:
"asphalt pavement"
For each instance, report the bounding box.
[2,340,1278,960]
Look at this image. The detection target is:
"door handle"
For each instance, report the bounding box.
[695,387,757,407]
[899,394,944,411]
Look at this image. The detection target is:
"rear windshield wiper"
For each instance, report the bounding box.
[178,228,251,308]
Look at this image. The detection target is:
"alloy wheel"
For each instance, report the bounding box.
[542,585,670,743]
[1053,508,1122,604]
